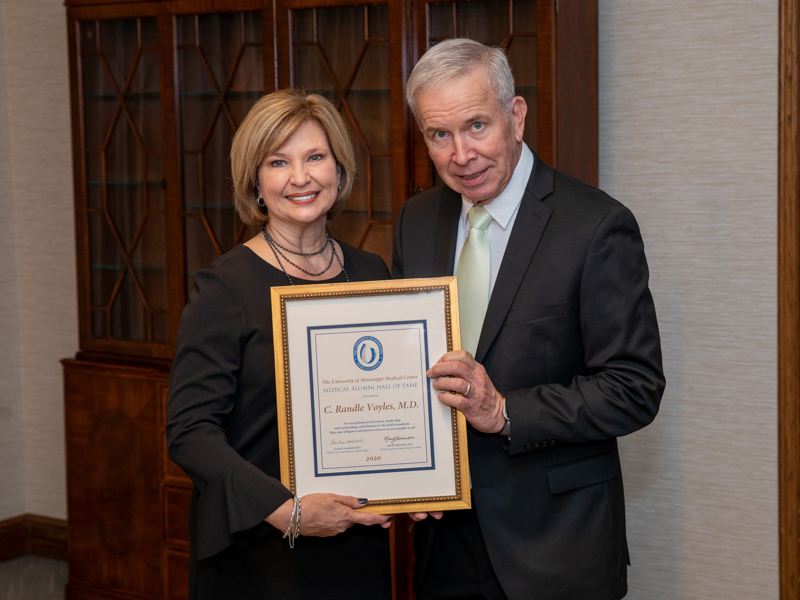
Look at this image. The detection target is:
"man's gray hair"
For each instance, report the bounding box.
[406,38,516,120]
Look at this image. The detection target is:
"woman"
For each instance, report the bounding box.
[167,89,393,600]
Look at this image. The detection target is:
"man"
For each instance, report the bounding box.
[393,38,665,600]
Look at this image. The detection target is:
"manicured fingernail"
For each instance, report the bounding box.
[358,498,368,504]
[386,516,393,522]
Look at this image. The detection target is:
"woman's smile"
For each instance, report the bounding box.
[257,119,340,226]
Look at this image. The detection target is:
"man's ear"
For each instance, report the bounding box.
[511,96,528,143]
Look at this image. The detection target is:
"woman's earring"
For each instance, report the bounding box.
[256,192,268,215]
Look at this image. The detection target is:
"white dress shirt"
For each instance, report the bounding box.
[453,143,534,294]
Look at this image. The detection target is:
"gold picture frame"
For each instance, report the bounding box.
[271,276,471,514]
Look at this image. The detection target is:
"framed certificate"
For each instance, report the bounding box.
[271,276,470,514]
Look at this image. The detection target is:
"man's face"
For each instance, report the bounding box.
[415,69,527,205]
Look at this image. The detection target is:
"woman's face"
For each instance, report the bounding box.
[257,119,340,228]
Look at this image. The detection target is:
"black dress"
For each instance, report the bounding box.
[167,242,392,600]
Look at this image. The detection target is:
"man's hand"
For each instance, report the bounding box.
[427,350,505,434]
[408,512,444,521]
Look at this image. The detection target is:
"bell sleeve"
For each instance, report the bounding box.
[166,267,293,561]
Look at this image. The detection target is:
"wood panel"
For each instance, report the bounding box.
[164,487,192,547]
[63,360,169,600]
[164,550,190,600]
[0,515,68,562]
[779,0,800,597]
[0,516,30,562]
[554,0,598,187]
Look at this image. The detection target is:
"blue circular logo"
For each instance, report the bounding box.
[353,336,383,371]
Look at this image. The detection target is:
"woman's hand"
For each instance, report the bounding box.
[266,494,393,537]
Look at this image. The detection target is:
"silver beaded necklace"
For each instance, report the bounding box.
[262,226,349,285]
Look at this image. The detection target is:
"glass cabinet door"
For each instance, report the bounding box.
[276,0,402,266]
[69,0,589,359]
[176,10,265,292]
[76,15,168,348]
[413,0,543,189]
[426,0,538,147]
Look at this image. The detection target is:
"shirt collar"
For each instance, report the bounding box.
[460,143,534,230]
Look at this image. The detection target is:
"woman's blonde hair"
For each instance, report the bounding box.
[231,89,356,225]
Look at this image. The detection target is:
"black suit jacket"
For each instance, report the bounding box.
[392,154,665,600]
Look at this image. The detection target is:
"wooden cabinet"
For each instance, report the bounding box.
[63,1,596,598]
[63,359,171,599]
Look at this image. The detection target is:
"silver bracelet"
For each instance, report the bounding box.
[282,497,296,539]
[282,496,302,548]
[293,497,302,542]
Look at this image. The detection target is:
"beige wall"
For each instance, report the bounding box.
[0,0,75,521]
[599,1,779,597]
[0,0,781,596]
[0,0,26,520]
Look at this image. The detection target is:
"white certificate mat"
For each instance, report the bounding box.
[309,321,434,475]
[272,277,470,514]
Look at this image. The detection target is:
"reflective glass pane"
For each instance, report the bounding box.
[290,4,393,266]
[426,0,538,151]
[177,11,264,277]
[79,16,166,344]
[457,1,508,44]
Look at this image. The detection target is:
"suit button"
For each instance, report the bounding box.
[549,440,556,446]
[524,443,533,451]
[534,442,540,449]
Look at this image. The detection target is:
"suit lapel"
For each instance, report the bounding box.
[475,155,554,362]
[432,188,461,277]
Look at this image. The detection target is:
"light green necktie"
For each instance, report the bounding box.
[456,206,493,355]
